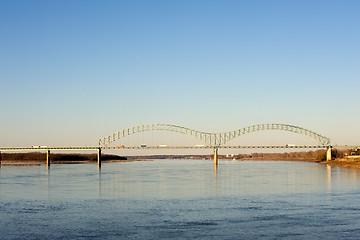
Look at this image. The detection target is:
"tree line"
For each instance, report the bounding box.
[1,152,126,162]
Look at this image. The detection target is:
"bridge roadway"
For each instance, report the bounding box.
[0,146,100,151]
[0,145,338,152]
[104,145,330,149]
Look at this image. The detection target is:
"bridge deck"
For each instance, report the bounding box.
[0,145,357,152]
[0,147,100,151]
[104,145,329,149]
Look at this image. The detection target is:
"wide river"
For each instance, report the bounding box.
[1,159,360,239]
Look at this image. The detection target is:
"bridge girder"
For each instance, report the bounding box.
[98,123,331,147]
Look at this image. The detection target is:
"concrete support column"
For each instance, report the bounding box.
[98,148,102,168]
[326,147,332,161]
[46,150,51,166]
[214,148,218,166]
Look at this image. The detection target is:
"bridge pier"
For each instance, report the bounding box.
[326,147,332,161]
[46,150,50,166]
[97,148,102,168]
[214,148,218,166]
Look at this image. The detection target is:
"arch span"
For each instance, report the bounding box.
[98,123,331,147]
[98,124,211,147]
[221,123,331,146]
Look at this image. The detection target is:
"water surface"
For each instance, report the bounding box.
[1,159,360,239]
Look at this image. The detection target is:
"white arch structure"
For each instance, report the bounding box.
[98,123,331,147]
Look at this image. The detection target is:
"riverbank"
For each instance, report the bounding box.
[237,157,360,169]
[320,156,360,169]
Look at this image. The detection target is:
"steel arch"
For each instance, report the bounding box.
[221,123,331,146]
[98,124,212,147]
[98,123,331,147]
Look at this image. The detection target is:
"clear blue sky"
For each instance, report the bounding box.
[1,0,359,147]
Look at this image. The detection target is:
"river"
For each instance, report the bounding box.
[1,159,360,239]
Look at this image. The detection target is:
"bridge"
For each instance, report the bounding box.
[1,123,357,168]
[98,123,332,166]
[98,123,331,147]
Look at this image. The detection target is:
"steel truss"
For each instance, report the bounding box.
[98,123,331,147]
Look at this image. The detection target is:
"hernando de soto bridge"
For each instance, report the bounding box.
[1,123,357,167]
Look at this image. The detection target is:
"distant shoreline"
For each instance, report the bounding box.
[319,157,360,169]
